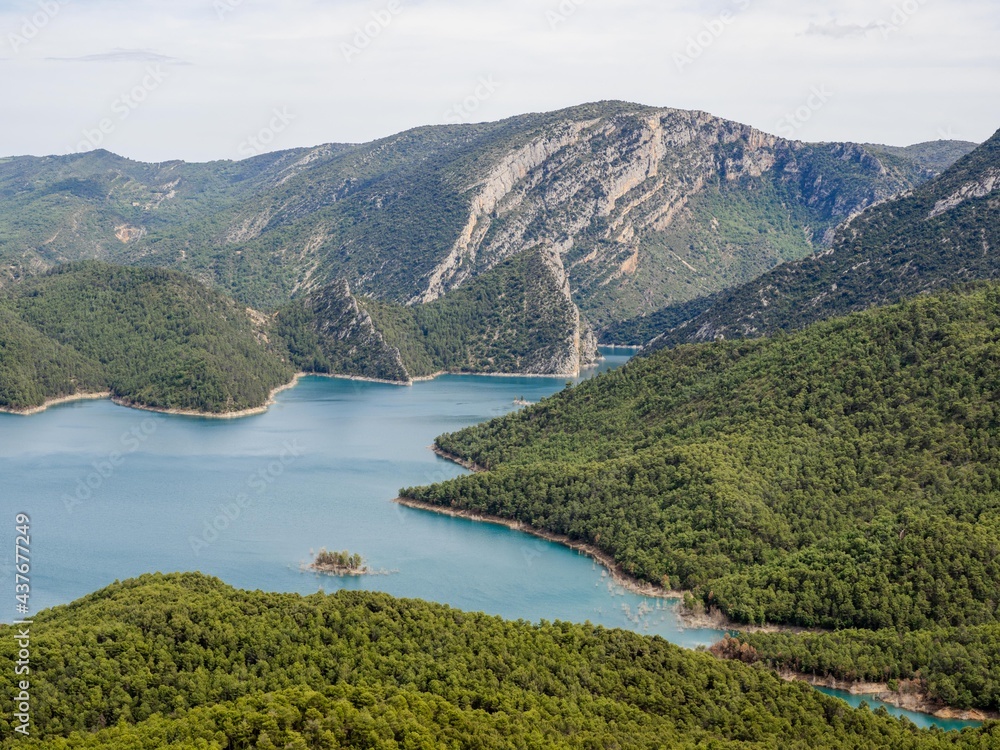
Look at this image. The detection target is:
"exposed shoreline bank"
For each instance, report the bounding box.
[776,671,998,722]
[0,365,597,420]
[420,447,797,632]
[395,495,693,599]
[411,446,998,724]
[0,391,113,416]
[110,374,304,419]
[395,493,798,635]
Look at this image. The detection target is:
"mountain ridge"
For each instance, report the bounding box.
[626,126,999,349]
[0,102,970,329]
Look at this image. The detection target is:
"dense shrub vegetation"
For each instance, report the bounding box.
[0,262,293,413]
[642,128,1000,349]
[404,283,1000,646]
[1,573,995,748]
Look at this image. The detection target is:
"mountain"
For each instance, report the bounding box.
[0,255,597,410]
[865,139,979,175]
[0,102,961,332]
[0,262,293,414]
[1,573,994,748]
[276,245,599,382]
[404,284,1000,655]
[629,128,1000,349]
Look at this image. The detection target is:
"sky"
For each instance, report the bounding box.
[1,0,998,163]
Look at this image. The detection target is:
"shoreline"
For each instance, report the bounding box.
[0,366,596,420]
[394,494,801,635]
[110,374,306,419]
[395,496,692,601]
[412,369,588,383]
[423,447,810,634]
[776,671,999,722]
[596,344,644,351]
[0,391,113,416]
[414,445,997,723]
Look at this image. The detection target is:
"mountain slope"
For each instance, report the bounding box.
[1,573,994,748]
[865,140,979,176]
[0,103,956,327]
[0,262,293,413]
[636,127,1000,349]
[276,246,599,382]
[404,283,1000,639]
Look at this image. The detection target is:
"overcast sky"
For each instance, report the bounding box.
[1,0,998,162]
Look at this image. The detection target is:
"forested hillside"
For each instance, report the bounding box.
[727,624,1000,712]
[0,573,995,748]
[0,262,293,413]
[276,247,599,382]
[628,127,1000,349]
[403,283,1000,705]
[0,103,961,327]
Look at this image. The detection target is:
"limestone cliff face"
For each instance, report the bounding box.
[293,246,600,382]
[516,243,600,377]
[0,103,944,344]
[929,167,1000,218]
[301,280,411,383]
[641,127,1000,351]
[414,107,919,327]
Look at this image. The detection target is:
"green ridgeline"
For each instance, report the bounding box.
[1,572,996,748]
[403,282,1000,708]
[0,261,293,414]
[636,127,1000,350]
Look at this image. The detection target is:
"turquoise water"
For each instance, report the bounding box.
[813,688,983,732]
[0,349,980,730]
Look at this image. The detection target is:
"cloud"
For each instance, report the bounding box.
[2,0,998,160]
[46,48,189,64]
[803,19,880,38]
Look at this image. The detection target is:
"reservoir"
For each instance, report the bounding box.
[0,349,981,731]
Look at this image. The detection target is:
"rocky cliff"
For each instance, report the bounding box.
[0,102,972,375]
[634,127,1000,350]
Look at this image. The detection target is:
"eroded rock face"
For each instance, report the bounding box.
[523,243,600,376]
[0,103,936,345]
[929,167,1000,218]
[413,108,915,329]
[305,279,411,383]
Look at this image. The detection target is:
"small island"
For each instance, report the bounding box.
[308,549,369,577]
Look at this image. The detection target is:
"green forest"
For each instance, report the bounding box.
[0,251,590,412]
[276,247,591,382]
[729,624,1000,711]
[1,573,996,749]
[403,282,1000,708]
[636,127,1000,349]
[0,262,294,414]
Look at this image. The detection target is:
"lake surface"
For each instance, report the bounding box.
[0,349,980,730]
